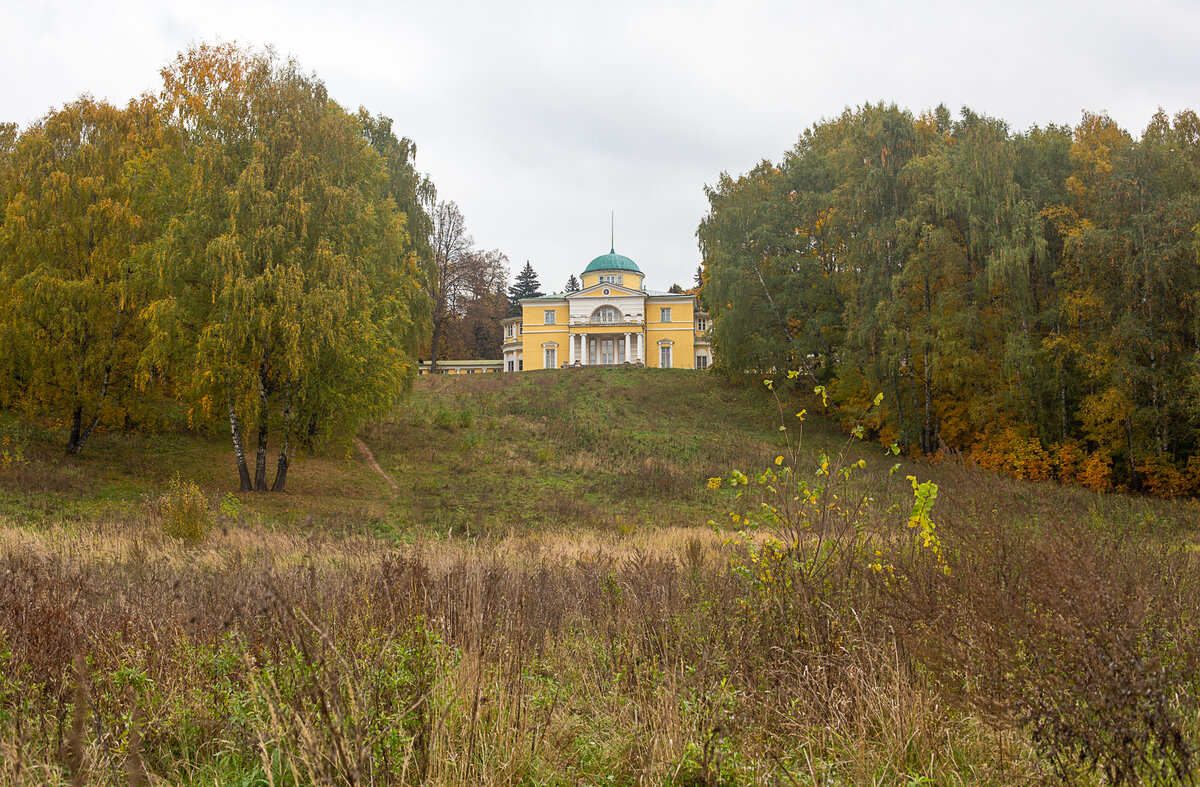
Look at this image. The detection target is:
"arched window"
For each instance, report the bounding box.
[590,305,622,324]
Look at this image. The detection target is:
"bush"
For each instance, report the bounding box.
[0,423,27,469]
[161,477,212,543]
[432,408,456,430]
[432,406,473,430]
[888,513,1200,785]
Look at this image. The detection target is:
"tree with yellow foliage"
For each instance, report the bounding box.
[0,97,163,454]
[142,44,429,491]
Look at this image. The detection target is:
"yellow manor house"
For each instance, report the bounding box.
[501,249,711,372]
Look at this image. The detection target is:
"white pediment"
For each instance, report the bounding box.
[568,282,644,299]
[566,286,648,325]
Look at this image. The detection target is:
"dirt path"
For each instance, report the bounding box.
[354,437,399,496]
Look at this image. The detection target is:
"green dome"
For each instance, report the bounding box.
[583,249,642,274]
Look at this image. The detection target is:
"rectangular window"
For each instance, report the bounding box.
[697,317,707,331]
[599,274,623,285]
[601,339,614,365]
[507,361,514,372]
[696,355,708,370]
[660,308,671,323]
[518,359,523,371]
[544,348,556,368]
[544,310,556,325]
[506,325,513,337]
[660,345,672,368]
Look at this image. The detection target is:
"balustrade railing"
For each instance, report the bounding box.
[569,316,644,326]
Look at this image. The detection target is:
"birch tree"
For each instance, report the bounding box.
[0,98,159,454]
[144,44,428,491]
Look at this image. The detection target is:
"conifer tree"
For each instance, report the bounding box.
[508,261,543,315]
[564,274,580,292]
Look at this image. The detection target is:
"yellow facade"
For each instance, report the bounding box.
[502,250,711,373]
[520,326,570,371]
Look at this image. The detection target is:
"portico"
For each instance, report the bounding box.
[568,330,644,366]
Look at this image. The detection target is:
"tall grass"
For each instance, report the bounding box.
[5,499,1194,784]
[0,520,1037,785]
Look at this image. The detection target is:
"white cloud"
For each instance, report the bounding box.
[3,0,1198,290]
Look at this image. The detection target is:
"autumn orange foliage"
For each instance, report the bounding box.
[971,427,1054,482]
[1137,455,1197,498]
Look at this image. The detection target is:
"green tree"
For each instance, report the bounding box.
[698,161,799,378]
[144,43,428,491]
[564,274,580,292]
[699,102,1200,491]
[0,121,20,405]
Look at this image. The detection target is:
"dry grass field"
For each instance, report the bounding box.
[0,369,1198,785]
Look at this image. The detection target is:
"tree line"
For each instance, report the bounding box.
[699,103,1200,496]
[0,43,438,491]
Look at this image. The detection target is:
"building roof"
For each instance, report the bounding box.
[583,249,642,274]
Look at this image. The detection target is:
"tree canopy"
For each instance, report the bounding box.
[699,103,1200,496]
[0,44,433,491]
[0,96,164,453]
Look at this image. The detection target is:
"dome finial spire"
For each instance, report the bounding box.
[610,210,614,253]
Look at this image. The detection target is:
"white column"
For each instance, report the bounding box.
[623,333,630,363]
[568,332,575,366]
[580,333,588,365]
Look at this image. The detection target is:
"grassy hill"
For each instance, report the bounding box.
[6,367,1189,540]
[0,368,839,539]
[0,369,1197,785]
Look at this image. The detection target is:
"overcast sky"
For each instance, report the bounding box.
[4,0,1198,291]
